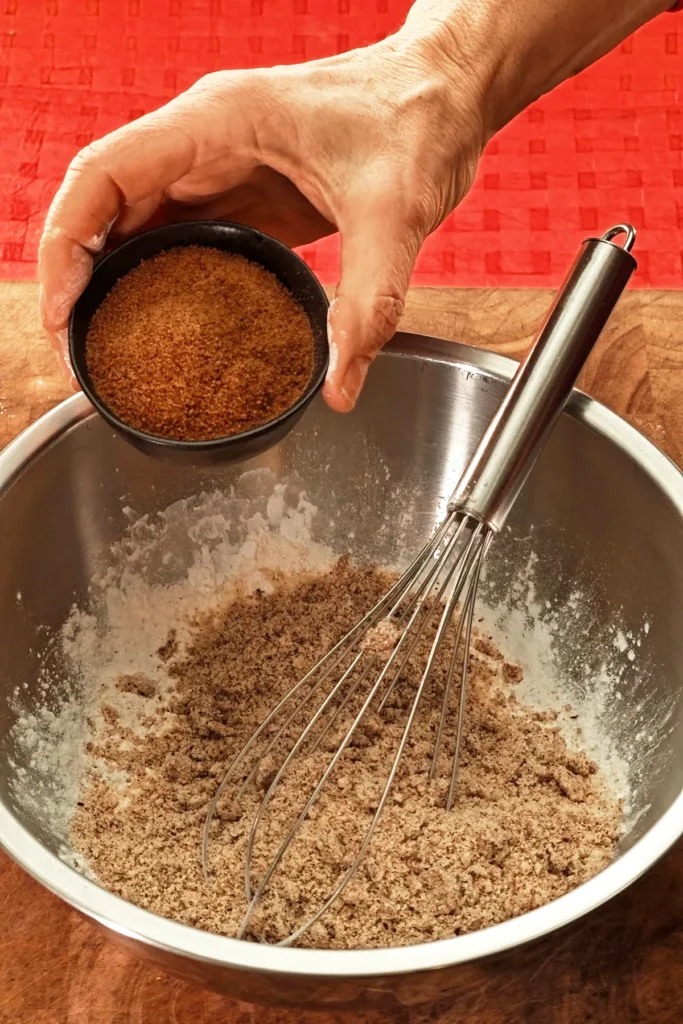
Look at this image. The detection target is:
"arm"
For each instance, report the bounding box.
[39,0,671,409]
[403,0,671,132]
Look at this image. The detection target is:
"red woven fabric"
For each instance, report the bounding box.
[0,1,681,287]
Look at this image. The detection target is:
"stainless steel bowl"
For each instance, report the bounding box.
[1,333,682,1010]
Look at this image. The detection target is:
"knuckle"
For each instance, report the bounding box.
[362,175,434,236]
[38,223,62,249]
[185,70,265,137]
[67,139,109,177]
[188,68,253,101]
[189,70,233,92]
[394,180,455,238]
[403,195,433,235]
[365,292,405,347]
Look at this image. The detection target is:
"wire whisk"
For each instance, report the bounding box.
[202,225,637,946]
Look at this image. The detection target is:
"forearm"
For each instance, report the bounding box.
[399,0,671,135]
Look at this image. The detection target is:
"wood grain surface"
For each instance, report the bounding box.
[1,280,682,1024]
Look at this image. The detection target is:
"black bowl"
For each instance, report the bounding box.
[69,221,330,466]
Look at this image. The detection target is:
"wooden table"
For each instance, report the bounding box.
[1,281,682,1024]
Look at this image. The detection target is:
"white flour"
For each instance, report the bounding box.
[10,473,335,846]
[478,549,675,834]
[10,470,657,860]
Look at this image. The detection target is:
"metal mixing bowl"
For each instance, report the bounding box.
[1,333,682,1010]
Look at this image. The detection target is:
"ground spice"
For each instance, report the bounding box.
[70,559,622,950]
[85,246,314,441]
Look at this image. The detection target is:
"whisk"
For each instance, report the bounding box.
[202,225,637,945]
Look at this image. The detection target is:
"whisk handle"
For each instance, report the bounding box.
[448,225,637,532]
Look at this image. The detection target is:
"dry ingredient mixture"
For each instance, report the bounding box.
[70,557,622,949]
[85,246,314,441]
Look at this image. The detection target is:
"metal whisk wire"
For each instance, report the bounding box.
[238,517,487,945]
[202,509,488,944]
[202,225,638,946]
[200,510,458,872]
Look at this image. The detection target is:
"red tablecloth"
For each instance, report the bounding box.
[0,1,681,287]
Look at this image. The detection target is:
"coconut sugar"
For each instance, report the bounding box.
[85,246,314,441]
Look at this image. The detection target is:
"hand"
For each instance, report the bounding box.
[39,0,668,410]
[38,32,487,411]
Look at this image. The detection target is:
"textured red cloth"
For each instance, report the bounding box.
[0,1,681,288]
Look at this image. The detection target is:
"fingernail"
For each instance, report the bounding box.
[340,357,370,410]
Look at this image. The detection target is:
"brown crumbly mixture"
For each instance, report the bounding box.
[70,559,622,949]
[85,246,314,441]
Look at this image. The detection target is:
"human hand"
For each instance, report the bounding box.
[39,0,669,410]
[38,31,487,411]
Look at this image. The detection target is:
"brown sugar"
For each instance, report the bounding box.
[85,246,314,441]
[70,559,622,949]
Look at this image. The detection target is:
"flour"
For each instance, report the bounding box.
[9,473,335,849]
[477,545,672,836]
[10,469,648,873]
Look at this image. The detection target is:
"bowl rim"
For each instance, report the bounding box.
[1,333,683,979]
[68,220,330,453]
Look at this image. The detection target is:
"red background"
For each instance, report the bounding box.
[0,0,681,288]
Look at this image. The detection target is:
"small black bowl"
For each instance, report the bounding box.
[69,221,329,466]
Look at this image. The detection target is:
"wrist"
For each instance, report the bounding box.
[367,25,491,180]
[398,0,672,137]
[392,2,501,140]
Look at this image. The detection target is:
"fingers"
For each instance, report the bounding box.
[323,202,422,412]
[183,169,336,248]
[38,75,258,337]
[109,193,167,240]
[38,116,198,335]
[49,324,79,391]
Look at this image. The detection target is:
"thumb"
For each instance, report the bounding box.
[322,207,422,413]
